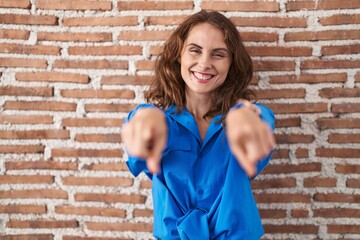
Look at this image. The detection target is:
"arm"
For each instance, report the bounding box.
[122,105,168,175]
[225,101,275,178]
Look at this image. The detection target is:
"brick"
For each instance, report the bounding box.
[314,193,360,203]
[275,117,301,128]
[0,86,53,97]
[327,224,360,234]
[259,209,286,219]
[38,32,112,42]
[82,162,128,171]
[0,145,44,154]
[52,148,123,158]
[275,134,314,144]
[316,148,360,158]
[133,208,153,218]
[253,60,295,71]
[202,1,279,12]
[314,208,360,218]
[0,0,30,8]
[0,234,53,240]
[0,29,30,40]
[332,103,360,113]
[0,14,57,25]
[317,118,360,129]
[240,32,278,42]
[6,160,77,171]
[86,221,152,232]
[255,193,311,203]
[263,163,321,174]
[4,101,77,111]
[54,59,127,70]
[68,45,142,56]
[64,16,138,27]
[62,118,123,127]
[101,75,151,85]
[265,103,327,114]
[85,103,137,113]
[320,14,360,25]
[75,193,146,204]
[37,0,111,10]
[0,175,53,184]
[247,46,312,56]
[303,177,337,188]
[347,179,360,188]
[118,1,193,10]
[255,89,305,99]
[55,205,126,218]
[295,148,309,158]
[322,44,360,55]
[0,115,53,124]
[0,130,69,139]
[329,134,360,143]
[0,189,67,199]
[62,176,133,187]
[7,219,78,229]
[287,0,360,11]
[75,133,121,143]
[251,177,296,189]
[291,209,309,218]
[269,73,347,84]
[302,59,359,69]
[140,180,152,189]
[356,72,360,82]
[119,30,172,41]
[231,16,306,28]
[336,164,360,174]
[0,204,46,214]
[0,57,47,68]
[63,237,129,240]
[285,30,360,41]
[135,60,155,71]
[264,224,318,234]
[144,15,189,26]
[271,149,289,159]
[0,43,59,55]
[16,72,89,84]
[61,89,135,99]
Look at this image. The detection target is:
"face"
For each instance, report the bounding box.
[179,22,231,98]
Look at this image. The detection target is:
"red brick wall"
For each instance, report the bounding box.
[0,0,359,239]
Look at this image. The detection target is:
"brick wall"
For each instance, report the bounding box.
[0,0,359,239]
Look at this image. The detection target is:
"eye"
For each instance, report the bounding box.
[189,48,201,54]
[213,53,224,58]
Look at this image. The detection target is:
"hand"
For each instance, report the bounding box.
[121,108,168,174]
[225,106,275,178]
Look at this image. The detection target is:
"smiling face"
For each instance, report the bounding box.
[180,22,231,99]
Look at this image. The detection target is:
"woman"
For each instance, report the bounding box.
[122,10,275,239]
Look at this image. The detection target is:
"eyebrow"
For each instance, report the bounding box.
[187,43,229,53]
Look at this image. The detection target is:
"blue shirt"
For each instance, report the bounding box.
[125,103,275,240]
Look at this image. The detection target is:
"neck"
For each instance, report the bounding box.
[185,91,212,121]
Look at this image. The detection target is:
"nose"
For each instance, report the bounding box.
[198,54,212,70]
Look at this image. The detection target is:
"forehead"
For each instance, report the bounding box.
[185,22,227,48]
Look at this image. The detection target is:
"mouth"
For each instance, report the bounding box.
[192,71,215,83]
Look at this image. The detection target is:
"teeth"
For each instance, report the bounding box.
[193,72,213,80]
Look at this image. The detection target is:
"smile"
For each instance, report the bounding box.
[192,71,214,81]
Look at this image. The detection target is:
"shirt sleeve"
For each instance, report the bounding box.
[123,103,157,179]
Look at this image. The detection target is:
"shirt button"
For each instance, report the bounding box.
[197,189,204,195]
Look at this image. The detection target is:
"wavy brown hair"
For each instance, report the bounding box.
[145,10,255,121]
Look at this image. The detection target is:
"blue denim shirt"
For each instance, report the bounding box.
[125,103,275,240]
